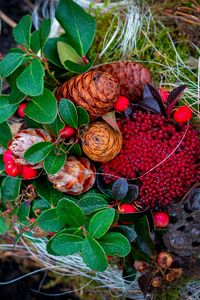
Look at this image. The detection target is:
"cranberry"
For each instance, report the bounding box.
[59,126,75,139]
[21,166,38,180]
[3,150,15,164]
[17,102,27,118]
[5,163,21,177]
[174,106,192,123]
[118,203,138,213]
[154,211,169,228]
[115,96,129,112]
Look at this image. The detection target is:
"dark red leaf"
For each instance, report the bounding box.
[138,272,154,296]
[166,85,187,118]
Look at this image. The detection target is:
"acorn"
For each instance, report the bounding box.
[81,122,123,163]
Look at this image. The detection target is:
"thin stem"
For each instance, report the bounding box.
[44,62,60,85]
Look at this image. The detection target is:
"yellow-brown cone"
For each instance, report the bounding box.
[81,122,123,163]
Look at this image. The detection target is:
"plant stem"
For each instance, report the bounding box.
[44,62,60,85]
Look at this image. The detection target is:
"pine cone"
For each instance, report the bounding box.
[56,70,120,119]
[81,122,122,163]
[48,156,96,195]
[96,61,152,100]
[9,129,52,168]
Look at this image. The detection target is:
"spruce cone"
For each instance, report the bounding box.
[9,129,52,168]
[56,70,120,118]
[48,156,96,195]
[81,122,122,163]
[96,61,152,100]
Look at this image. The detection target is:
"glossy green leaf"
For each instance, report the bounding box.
[55,0,96,56]
[13,15,32,47]
[0,95,18,124]
[77,106,90,127]
[68,143,82,156]
[0,216,7,234]
[59,98,78,128]
[24,142,54,164]
[57,42,82,67]
[39,19,51,49]
[17,202,30,223]
[32,198,51,212]
[99,232,131,257]
[24,88,57,124]
[0,52,26,78]
[82,235,107,272]
[0,76,2,94]
[30,30,41,53]
[89,208,115,239]
[64,59,94,74]
[1,177,21,202]
[35,177,63,206]
[44,115,64,136]
[44,37,64,68]
[48,233,83,256]
[38,208,65,232]
[0,122,12,148]
[16,58,44,96]
[0,155,4,171]
[9,87,26,105]
[77,191,108,214]
[44,146,66,174]
[111,225,137,243]
[56,198,85,227]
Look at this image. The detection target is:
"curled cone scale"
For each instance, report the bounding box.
[96,61,152,100]
[48,156,96,195]
[81,122,123,163]
[9,129,52,168]
[56,70,120,118]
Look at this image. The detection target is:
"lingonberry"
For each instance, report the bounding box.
[17,102,27,118]
[59,126,75,139]
[118,203,138,213]
[159,87,169,103]
[5,163,21,177]
[157,251,173,269]
[153,211,170,228]
[174,106,192,123]
[115,96,129,112]
[3,150,15,164]
[21,165,38,180]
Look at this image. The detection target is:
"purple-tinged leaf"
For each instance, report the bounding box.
[166,85,187,118]
[112,178,129,199]
[138,272,154,296]
[141,84,166,116]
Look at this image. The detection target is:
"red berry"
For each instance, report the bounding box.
[174,106,192,123]
[3,150,15,164]
[17,102,27,118]
[118,203,138,214]
[154,211,169,228]
[115,96,129,112]
[5,163,21,177]
[21,166,38,180]
[159,87,169,103]
[59,126,75,139]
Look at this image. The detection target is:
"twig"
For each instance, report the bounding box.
[0,10,17,28]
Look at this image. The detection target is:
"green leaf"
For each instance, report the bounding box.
[43,115,64,136]
[89,208,115,239]
[68,143,82,156]
[59,99,78,128]
[13,15,32,47]
[30,30,41,53]
[16,58,44,96]
[55,0,96,56]
[1,177,21,202]
[38,208,65,232]
[9,87,26,105]
[32,198,50,212]
[0,216,7,234]
[44,146,66,174]
[77,191,108,214]
[17,202,30,223]
[57,198,85,227]
[0,122,12,148]
[64,59,94,74]
[0,52,26,78]
[39,19,51,49]
[44,38,64,68]
[57,42,82,68]
[25,88,57,124]
[77,106,90,127]
[111,225,137,243]
[48,233,83,256]
[82,235,107,272]
[0,76,2,94]
[0,95,18,124]
[24,142,54,164]
[0,155,5,171]
[35,177,63,206]
[99,232,131,257]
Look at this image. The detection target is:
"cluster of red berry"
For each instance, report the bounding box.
[3,150,38,180]
[102,111,200,207]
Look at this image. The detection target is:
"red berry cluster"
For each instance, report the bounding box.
[102,111,200,207]
[3,150,38,180]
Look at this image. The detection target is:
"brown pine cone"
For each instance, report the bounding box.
[9,129,52,168]
[96,61,152,100]
[56,70,120,119]
[48,156,96,195]
[81,122,122,163]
